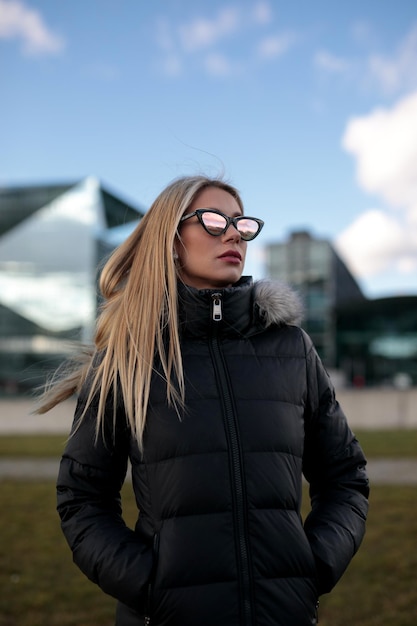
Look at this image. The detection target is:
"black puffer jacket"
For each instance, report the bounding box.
[57,277,369,626]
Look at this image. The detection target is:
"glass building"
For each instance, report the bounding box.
[0,177,144,395]
[265,230,417,386]
[266,231,365,367]
[336,295,417,387]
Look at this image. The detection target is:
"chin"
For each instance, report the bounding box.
[215,273,243,288]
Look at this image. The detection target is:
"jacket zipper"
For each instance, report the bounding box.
[210,293,254,626]
[144,533,160,626]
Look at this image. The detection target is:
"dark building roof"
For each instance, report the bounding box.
[0,184,74,235]
[100,185,145,227]
[0,180,145,236]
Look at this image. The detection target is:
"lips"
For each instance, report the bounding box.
[218,249,242,261]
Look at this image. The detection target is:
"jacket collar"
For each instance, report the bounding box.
[177,277,303,339]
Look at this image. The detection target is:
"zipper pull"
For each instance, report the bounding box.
[212,293,223,322]
[144,617,151,626]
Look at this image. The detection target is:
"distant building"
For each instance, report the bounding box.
[266,230,365,367]
[336,295,417,387]
[0,177,145,394]
[265,230,417,387]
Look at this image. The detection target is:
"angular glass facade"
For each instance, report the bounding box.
[266,231,365,367]
[0,178,144,394]
[265,230,417,386]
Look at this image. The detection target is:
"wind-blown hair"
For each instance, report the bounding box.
[37,175,244,448]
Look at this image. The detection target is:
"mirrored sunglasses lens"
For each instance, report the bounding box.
[201,212,227,235]
[236,218,259,240]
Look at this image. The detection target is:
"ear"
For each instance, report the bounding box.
[173,237,180,260]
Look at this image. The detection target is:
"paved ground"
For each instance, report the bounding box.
[0,398,74,434]
[0,456,416,484]
[1,398,416,484]
[2,390,417,433]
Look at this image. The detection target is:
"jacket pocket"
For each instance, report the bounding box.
[144,533,160,626]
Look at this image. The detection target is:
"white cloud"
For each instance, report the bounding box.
[342,91,417,207]
[204,52,235,77]
[314,23,417,98]
[314,50,350,74]
[368,23,417,94]
[252,1,273,25]
[0,0,65,55]
[257,33,294,60]
[337,90,417,290]
[155,4,295,79]
[178,7,240,52]
[335,209,417,278]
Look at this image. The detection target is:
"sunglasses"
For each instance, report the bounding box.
[180,208,264,241]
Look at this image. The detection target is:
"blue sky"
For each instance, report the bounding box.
[2,0,417,298]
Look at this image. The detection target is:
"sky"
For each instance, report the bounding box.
[1,0,417,299]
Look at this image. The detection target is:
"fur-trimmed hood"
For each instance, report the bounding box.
[253,279,304,327]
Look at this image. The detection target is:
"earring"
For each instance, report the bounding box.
[173,251,179,261]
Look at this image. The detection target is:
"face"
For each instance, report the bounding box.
[176,186,247,290]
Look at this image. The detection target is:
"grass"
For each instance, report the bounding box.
[1,429,417,458]
[316,486,417,626]
[0,481,123,626]
[0,480,416,626]
[1,430,416,625]
[0,434,68,458]
[354,429,417,458]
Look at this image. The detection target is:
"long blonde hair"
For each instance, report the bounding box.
[37,175,244,447]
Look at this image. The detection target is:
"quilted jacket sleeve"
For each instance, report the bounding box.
[56,389,153,611]
[302,331,369,595]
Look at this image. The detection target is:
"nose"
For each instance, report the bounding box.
[222,222,241,242]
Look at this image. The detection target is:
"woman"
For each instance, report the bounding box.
[39,175,369,626]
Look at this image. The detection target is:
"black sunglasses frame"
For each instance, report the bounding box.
[180,208,264,241]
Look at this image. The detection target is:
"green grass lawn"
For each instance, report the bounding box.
[0,434,68,458]
[0,481,416,626]
[1,430,416,625]
[1,429,416,458]
[354,429,417,459]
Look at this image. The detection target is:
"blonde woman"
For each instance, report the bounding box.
[39,175,369,626]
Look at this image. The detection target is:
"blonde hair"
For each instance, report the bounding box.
[37,175,244,448]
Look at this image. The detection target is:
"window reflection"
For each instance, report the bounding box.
[0,177,143,393]
[0,178,102,333]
